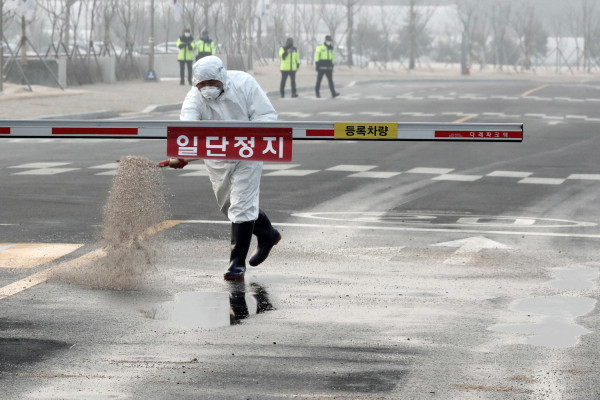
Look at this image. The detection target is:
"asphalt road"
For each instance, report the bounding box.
[1,79,600,399]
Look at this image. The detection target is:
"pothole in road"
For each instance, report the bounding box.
[145,282,274,329]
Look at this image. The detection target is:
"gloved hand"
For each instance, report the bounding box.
[157,158,188,169]
[187,44,193,50]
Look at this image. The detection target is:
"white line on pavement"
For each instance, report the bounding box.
[183,220,600,240]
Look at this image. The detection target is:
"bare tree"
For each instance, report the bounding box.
[266,0,288,60]
[402,0,438,70]
[488,2,513,70]
[181,0,203,38]
[98,0,117,56]
[455,0,479,72]
[319,0,344,45]
[512,5,548,71]
[299,1,321,64]
[339,0,362,67]
[570,0,600,71]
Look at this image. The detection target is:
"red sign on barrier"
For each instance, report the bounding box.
[167,127,293,162]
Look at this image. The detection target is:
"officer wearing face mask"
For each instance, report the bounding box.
[177,28,196,85]
[314,35,340,98]
[279,37,299,98]
[196,29,216,61]
[176,56,281,281]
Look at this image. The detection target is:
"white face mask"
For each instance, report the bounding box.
[325,41,332,46]
[200,86,222,101]
[184,33,191,37]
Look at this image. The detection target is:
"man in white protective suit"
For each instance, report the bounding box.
[171,55,282,281]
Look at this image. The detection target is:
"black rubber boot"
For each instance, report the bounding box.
[224,221,255,281]
[249,210,281,267]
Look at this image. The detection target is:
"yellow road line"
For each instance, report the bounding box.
[0,220,183,300]
[0,243,83,269]
[0,248,105,300]
[521,84,549,97]
[453,114,477,123]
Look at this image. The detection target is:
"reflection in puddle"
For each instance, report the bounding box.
[491,266,598,348]
[148,282,273,329]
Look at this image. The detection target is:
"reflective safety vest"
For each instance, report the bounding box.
[314,43,334,69]
[196,39,216,60]
[279,46,299,71]
[177,36,196,61]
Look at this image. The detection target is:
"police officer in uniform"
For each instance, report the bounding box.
[177,28,196,85]
[196,30,216,61]
[279,37,299,98]
[314,35,339,98]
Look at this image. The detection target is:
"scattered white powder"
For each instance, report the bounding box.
[57,156,170,290]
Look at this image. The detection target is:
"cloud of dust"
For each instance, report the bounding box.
[57,156,170,290]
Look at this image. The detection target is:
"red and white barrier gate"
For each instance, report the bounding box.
[0,120,523,162]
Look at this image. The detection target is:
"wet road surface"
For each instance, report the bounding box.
[1,79,600,399]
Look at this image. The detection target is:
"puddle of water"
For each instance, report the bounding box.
[491,296,596,348]
[148,283,273,329]
[491,266,598,348]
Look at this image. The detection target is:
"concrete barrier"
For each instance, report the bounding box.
[5,58,66,88]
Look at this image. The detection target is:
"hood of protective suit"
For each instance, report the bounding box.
[192,55,228,87]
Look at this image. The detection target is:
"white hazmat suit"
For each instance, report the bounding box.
[180,56,278,223]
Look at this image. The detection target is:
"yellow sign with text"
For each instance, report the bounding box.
[334,123,398,140]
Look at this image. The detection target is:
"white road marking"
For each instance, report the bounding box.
[519,177,566,185]
[433,236,511,265]
[8,162,72,169]
[365,95,393,100]
[89,163,119,176]
[318,111,353,116]
[278,111,313,118]
[401,112,436,117]
[89,163,119,169]
[180,171,210,177]
[262,164,301,170]
[13,168,81,175]
[429,95,456,100]
[326,165,376,172]
[348,171,401,179]
[359,111,395,117]
[487,171,533,178]
[2,161,598,185]
[565,115,587,120]
[432,174,482,182]
[8,162,80,175]
[567,174,600,180]
[264,169,320,177]
[406,167,455,174]
[183,220,600,239]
